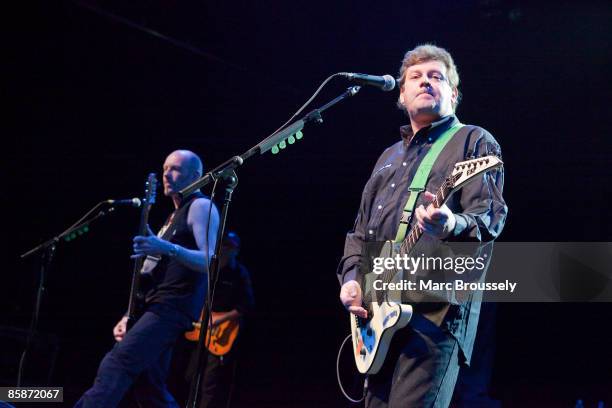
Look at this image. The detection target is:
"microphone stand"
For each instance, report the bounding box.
[18,203,118,386]
[183,86,361,408]
[186,170,237,407]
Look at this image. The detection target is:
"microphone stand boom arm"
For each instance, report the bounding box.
[178,85,361,198]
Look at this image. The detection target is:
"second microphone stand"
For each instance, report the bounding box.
[186,170,238,407]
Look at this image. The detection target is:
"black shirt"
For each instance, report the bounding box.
[145,192,209,321]
[211,261,254,315]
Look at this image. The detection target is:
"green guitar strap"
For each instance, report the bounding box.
[393,122,464,243]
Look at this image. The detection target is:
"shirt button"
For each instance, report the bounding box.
[391,183,396,188]
[402,162,407,166]
[368,230,374,235]
[427,138,432,142]
[377,205,383,210]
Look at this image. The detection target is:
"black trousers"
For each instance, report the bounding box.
[75,304,191,408]
[197,352,236,408]
[168,337,238,408]
[365,314,461,408]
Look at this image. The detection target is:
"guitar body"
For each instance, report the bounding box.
[352,240,414,375]
[185,312,240,356]
[351,300,413,375]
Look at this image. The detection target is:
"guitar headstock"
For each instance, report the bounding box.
[144,173,158,207]
[448,155,503,191]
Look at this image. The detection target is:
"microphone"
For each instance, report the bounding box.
[106,198,142,208]
[340,72,396,91]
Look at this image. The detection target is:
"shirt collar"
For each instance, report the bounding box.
[400,115,458,146]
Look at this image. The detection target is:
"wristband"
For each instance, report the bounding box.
[168,244,180,258]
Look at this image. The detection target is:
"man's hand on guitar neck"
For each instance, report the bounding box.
[191,310,242,331]
[340,280,368,319]
[113,316,128,342]
[131,225,175,259]
[211,310,241,327]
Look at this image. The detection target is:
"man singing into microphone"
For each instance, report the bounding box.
[76,150,219,407]
[338,44,507,407]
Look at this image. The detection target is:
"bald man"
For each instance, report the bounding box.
[76,150,220,408]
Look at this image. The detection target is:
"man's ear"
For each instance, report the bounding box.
[451,87,459,105]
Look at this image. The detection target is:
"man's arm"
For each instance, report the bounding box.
[449,132,507,241]
[338,209,369,318]
[337,166,380,287]
[415,131,507,242]
[184,197,220,274]
[210,310,241,326]
[132,197,220,274]
[338,169,379,318]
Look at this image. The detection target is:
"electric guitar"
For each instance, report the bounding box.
[126,173,157,330]
[351,155,503,374]
[184,312,240,356]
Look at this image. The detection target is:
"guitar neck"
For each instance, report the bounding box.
[127,206,151,319]
[127,173,157,325]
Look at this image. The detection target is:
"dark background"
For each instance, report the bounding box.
[5,0,612,406]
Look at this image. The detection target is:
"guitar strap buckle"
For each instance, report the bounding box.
[400,211,412,224]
